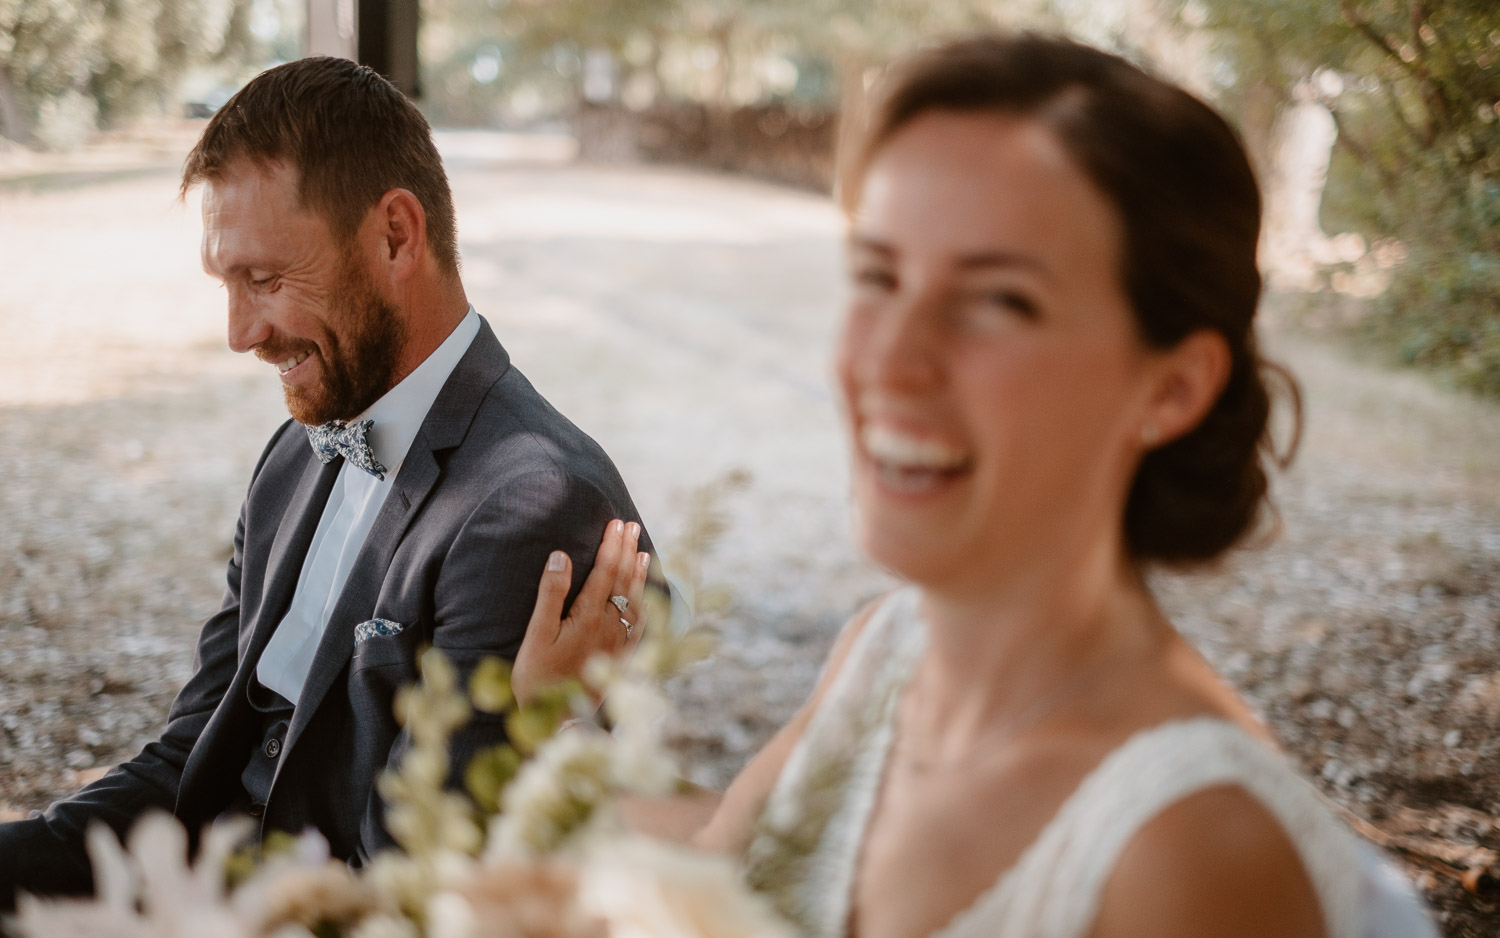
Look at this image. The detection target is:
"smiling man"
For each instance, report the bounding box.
[0,56,657,904]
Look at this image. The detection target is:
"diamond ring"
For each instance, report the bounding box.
[610,594,629,615]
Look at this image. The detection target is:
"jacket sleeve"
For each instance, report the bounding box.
[0,421,292,907]
[355,467,637,861]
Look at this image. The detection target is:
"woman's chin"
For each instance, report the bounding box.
[853,512,964,586]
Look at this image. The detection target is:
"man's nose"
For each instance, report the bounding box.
[225,287,271,354]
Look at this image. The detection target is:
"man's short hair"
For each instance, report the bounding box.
[181,56,460,276]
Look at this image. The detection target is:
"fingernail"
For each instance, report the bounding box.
[547,551,567,571]
[627,522,640,538]
[638,552,650,568]
[610,520,623,535]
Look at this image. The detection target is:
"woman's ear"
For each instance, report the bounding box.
[1141,329,1231,447]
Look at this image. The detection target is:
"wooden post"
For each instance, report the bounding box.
[305,0,420,98]
[359,0,421,97]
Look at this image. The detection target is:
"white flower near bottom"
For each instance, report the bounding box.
[601,680,678,796]
[348,915,421,938]
[425,856,603,938]
[15,813,255,938]
[579,836,792,938]
[14,815,396,938]
[15,630,796,938]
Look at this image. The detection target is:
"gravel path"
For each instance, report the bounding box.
[1,137,1496,934]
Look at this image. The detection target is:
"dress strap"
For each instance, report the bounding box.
[744,588,926,937]
[944,718,1365,938]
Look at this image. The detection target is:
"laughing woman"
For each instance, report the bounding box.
[526,33,1436,938]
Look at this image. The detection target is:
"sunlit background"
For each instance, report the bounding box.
[1,2,1498,935]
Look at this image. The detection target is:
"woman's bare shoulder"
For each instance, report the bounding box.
[1088,784,1327,938]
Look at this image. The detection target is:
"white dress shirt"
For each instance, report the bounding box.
[256,307,481,703]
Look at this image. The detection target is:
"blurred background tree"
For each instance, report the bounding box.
[0,0,300,147]
[416,0,1051,124]
[0,0,103,147]
[414,0,1499,396]
[2,0,1494,390]
[1186,0,1500,396]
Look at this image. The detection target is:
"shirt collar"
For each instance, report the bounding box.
[358,306,480,479]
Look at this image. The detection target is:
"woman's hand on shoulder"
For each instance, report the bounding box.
[1088,785,1327,938]
[513,520,650,707]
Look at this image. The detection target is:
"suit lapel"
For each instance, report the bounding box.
[278,318,511,760]
[177,442,337,817]
[280,440,440,757]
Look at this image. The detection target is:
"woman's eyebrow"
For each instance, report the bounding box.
[954,251,1055,281]
[847,235,895,257]
[851,237,1056,281]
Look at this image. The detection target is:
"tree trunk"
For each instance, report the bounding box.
[214,0,257,64]
[0,68,33,145]
[711,19,734,107]
[1236,77,1285,188]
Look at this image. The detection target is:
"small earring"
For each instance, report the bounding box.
[1141,422,1161,446]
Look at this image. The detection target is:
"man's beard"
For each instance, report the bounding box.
[278,255,407,426]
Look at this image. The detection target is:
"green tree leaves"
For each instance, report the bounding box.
[1191,0,1500,395]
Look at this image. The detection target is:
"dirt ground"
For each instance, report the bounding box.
[1,132,1497,935]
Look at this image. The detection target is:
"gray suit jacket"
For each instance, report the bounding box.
[0,318,653,902]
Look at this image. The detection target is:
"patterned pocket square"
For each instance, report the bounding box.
[354,618,405,645]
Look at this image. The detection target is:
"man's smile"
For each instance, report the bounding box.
[255,344,316,380]
[274,350,311,376]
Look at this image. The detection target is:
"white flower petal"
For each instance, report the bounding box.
[580,836,792,938]
[82,823,135,912]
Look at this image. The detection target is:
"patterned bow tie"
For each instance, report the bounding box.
[305,419,388,481]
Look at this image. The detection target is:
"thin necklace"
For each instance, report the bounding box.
[893,638,1146,772]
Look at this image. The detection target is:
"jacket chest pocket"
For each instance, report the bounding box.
[349,618,425,676]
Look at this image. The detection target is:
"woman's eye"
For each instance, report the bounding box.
[952,287,1041,333]
[852,267,897,291]
[985,289,1038,319]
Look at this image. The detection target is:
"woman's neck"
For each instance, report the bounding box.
[907,536,1166,751]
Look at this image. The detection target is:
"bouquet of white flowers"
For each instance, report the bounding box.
[12,618,791,938]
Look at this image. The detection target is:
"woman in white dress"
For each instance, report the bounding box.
[523,32,1437,938]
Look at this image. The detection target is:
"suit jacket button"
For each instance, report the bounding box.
[248,803,265,817]
[264,738,282,758]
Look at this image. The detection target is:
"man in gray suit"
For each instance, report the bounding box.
[0,56,656,903]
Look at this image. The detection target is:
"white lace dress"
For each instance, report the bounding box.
[743,588,1437,938]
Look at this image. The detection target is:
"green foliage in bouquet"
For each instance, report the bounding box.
[8,605,788,938]
[13,474,785,937]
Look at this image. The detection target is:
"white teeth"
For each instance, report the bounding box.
[276,351,309,374]
[873,462,947,494]
[860,423,969,471]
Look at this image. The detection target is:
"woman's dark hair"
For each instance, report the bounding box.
[842,32,1301,566]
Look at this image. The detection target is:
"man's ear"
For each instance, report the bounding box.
[1143,329,1231,447]
[373,188,427,283]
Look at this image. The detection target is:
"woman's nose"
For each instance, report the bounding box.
[861,292,944,393]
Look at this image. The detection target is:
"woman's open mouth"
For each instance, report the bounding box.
[860,423,972,495]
